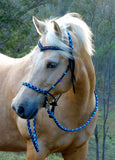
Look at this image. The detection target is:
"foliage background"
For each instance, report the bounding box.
[0,0,114,159]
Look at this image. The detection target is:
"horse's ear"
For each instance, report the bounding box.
[52,21,62,38]
[33,16,47,35]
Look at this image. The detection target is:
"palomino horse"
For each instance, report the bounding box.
[0,13,98,160]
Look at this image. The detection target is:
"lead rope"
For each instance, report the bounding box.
[47,91,98,131]
[27,91,98,152]
[27,118,39,152]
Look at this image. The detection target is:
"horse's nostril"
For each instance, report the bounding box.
[18,106,25,115]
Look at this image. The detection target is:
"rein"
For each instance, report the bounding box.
[22,29,98,152]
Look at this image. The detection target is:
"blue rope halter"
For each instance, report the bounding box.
[22,29,98,152]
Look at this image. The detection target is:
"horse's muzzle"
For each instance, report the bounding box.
[11,99,39,119]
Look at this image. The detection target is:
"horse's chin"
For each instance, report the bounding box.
[26,108,39,119]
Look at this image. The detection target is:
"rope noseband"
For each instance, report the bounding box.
[22,29,98,152]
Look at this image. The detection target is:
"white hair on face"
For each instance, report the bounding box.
[35,51,44,66]
[45,13,94,57]
[45,22,73,59]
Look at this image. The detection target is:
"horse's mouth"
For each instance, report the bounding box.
[27,108,38,119]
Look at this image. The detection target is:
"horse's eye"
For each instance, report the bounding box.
[47,62,58,69]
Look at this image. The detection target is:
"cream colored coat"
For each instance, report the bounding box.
[0,13,98,160]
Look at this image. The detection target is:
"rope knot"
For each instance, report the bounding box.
[47,110,54,118]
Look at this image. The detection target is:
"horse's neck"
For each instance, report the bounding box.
[6,53,33,98]
[59,53,96,119]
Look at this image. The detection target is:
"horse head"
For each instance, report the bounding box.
[11,13,95,119]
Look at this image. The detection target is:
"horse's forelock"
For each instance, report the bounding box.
[45,21,72,59]
[44,13,94,57]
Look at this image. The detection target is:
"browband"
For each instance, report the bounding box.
[38,41,63,51]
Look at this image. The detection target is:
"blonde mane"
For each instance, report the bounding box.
[45,13,94,57]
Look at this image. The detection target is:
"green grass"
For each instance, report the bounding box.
[0,106,114,160]
[0,152,63,160]
[0,152,26,160]
[48,154,63,160]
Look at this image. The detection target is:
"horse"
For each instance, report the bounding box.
[0,13,98,160]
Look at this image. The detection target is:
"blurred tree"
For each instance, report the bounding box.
[0,0,49,57]
[70,0,115,159]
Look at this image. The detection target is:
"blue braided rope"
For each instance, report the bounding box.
[38,41,63,51]
[47,91,98,132]
[27,91,98,152]
[27,119,39,152]
[22,65,69,95]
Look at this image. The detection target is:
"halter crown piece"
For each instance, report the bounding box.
[22,29,98,152]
